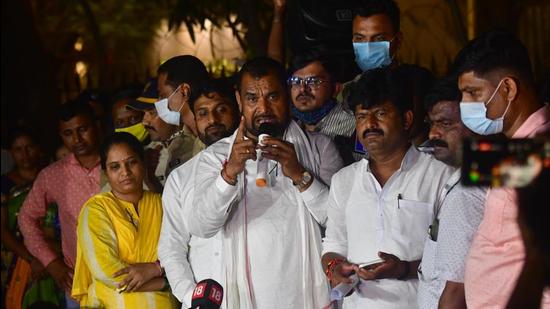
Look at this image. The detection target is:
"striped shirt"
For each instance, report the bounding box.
[296,102,360,164]
[309,102,356,139]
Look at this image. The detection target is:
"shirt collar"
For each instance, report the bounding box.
[315,102,344,130]
[364,144,419,173]
[66,152,100,169]
[66,152,80,166]
[512,104,549,138]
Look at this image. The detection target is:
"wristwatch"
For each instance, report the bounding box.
[293,170,313,190]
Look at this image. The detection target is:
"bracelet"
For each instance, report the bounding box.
[221,160,237,185]
[325,258,344,280]
[397,261,410,280]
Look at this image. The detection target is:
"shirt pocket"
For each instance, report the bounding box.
[394,199,432,245]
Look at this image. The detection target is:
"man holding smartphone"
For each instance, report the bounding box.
[322,67,454,308]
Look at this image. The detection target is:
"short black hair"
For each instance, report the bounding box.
[236,57,287,92]
[7,126,40,149]
[288,48,338,80]
[424,78,462,112]
[353,0,401,33]
[189,78,239,115]
[347,67,413,114]
[75,89,109,105]
[75,89,109,113]
[111,84,142,105]
[100,132,145,170]
[157,55,209,96]
[452,30,534,84]
[57,100,96,123]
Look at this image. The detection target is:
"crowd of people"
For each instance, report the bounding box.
[1,0,549,308]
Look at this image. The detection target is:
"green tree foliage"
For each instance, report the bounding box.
[29,0,273,92]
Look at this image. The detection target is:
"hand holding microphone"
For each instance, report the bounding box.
[259,127,310,188]
[256,123,278,187]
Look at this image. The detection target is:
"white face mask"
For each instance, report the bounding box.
[459,79,512,135]
[154,85,183,126]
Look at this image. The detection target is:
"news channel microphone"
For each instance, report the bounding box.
[256,123,277,187]
[190,279,223,309]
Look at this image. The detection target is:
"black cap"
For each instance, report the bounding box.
[127,78,159,110]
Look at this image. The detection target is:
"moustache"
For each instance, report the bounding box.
[296,93,315,101]
[254,113,277,122]
[144,125,156,132]
[205,124,226,132]
[362,128,384,137]
[428,139,449,148]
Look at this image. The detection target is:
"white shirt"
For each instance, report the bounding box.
[417,171,486,309]
[158,156,223,307]
[323,146,455,309]
[183,121,343,309]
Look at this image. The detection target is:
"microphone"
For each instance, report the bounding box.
[190,279,223,309]
[256,123,277,187]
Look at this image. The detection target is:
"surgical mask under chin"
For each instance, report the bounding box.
[353,41,392,72]
[115,123,149,142]
[460,80,511,135]
[154,86,183,126]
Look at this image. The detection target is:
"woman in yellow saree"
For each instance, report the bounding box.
[72,132,176,308]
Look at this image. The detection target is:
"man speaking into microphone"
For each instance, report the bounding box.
[182,57,343,308]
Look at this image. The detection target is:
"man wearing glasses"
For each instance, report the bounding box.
[288,49,357,164]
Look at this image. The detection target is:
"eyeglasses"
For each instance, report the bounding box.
[287,76,329,89]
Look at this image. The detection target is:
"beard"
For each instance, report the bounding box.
[199,124,232,146]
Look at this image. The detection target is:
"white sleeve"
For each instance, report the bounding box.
[322,172,348,257]
[301,137,344,226]
[184,150,240,238]
[158,170,196,306]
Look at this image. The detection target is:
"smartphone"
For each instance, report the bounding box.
[358,258,384,269]
[462,137,549,187]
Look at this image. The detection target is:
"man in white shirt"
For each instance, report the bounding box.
[322,67,454,308]
[182,57,343,308]
[416,79,486,309]
[158,79,239,307]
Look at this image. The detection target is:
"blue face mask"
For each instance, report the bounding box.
[459,79,512,135]
[353,41,392,72]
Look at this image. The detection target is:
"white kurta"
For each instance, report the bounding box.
[323,146,455,308]
[183,121,343,309]
[158,156,223,307]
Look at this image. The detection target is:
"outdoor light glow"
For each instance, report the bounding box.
[75,61,87,77]
[74,37,84,51]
